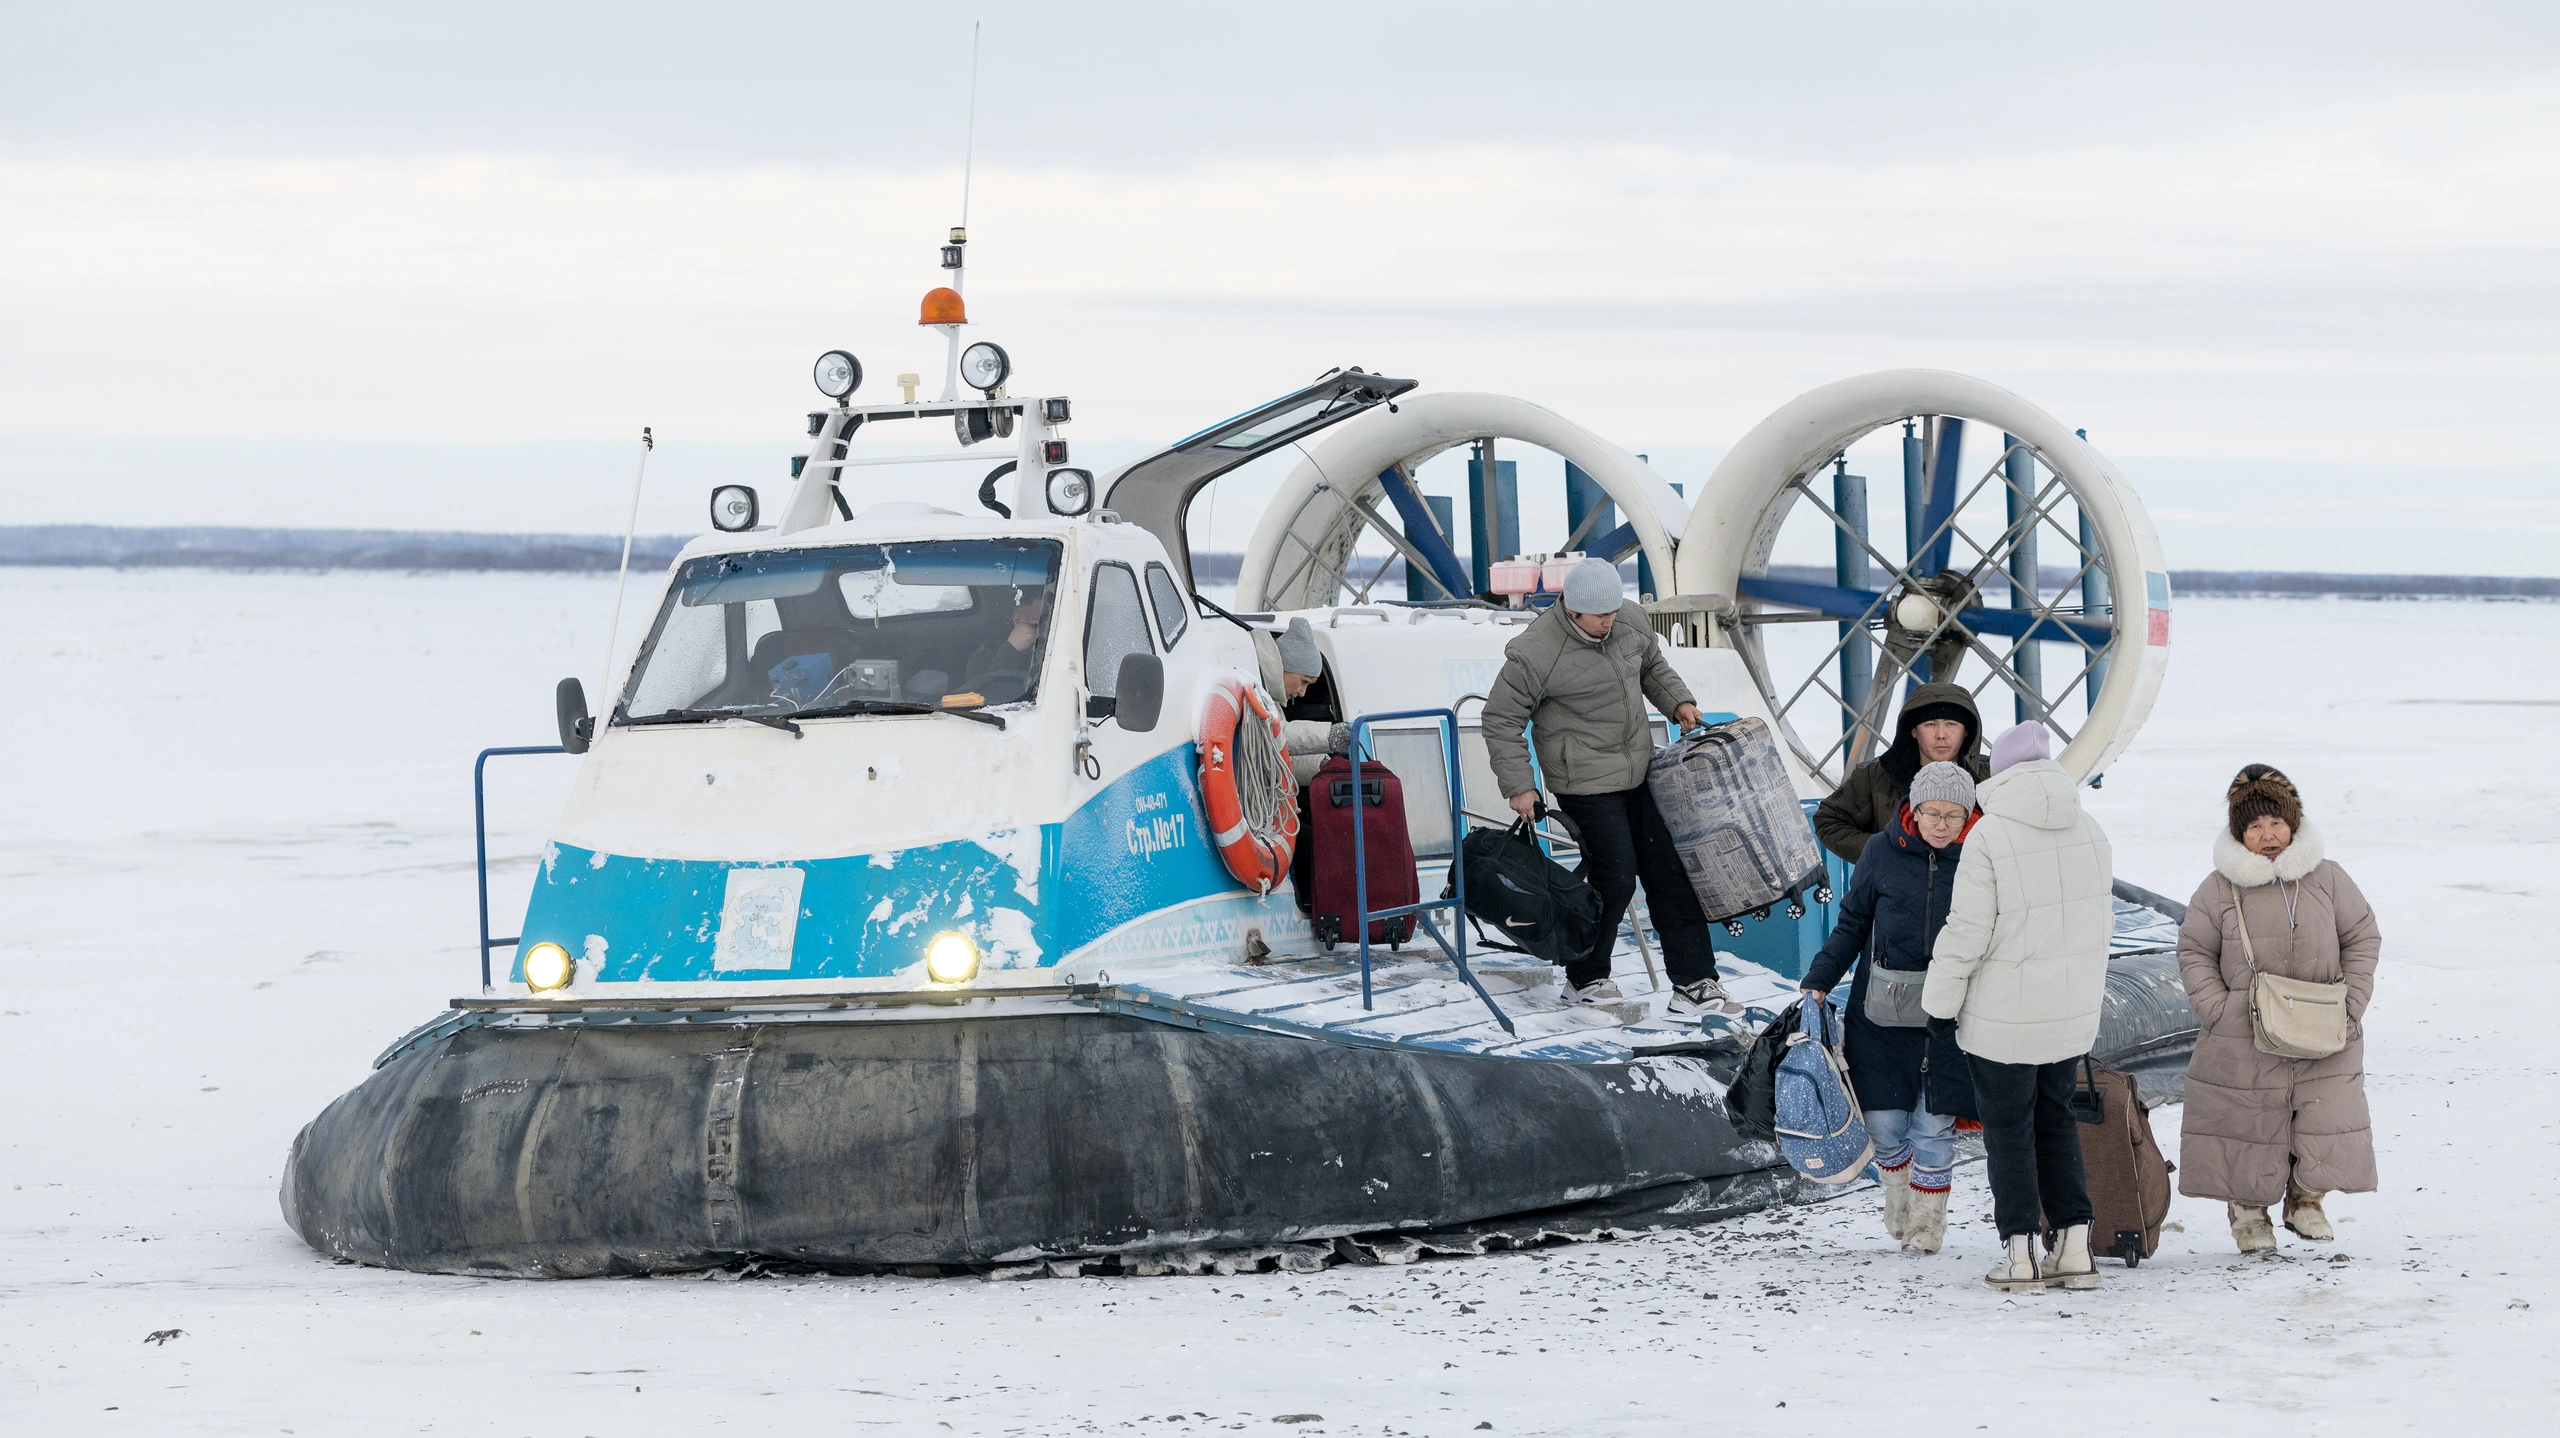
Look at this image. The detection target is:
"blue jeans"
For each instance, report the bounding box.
[1867,1103,1956,1194]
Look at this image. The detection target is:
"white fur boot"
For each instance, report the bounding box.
[1901,1186,1948,1255]
[2230,1202,2278,1254]
[1879,1162,1913,1240]
[1984,1234,2044,1292]
[2040,1223,2099,1290]
[2285,1184,2334,1241]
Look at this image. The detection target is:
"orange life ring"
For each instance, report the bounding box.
[1197,676,1299,894]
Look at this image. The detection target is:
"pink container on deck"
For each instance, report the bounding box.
[1489,556,1541,595]
[1539,552,1586,593]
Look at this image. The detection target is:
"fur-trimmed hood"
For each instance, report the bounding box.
[2213,818,2326,887]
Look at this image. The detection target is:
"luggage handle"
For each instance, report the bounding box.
[2068,1056,2108,1125]
[1330,774,1388,808]
[1522,800,1586,850]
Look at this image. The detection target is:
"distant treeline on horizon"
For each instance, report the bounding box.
[4,525,2554,602]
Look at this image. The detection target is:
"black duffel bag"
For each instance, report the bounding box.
[1449,806,1605,967]
[1724,998,1806,1142]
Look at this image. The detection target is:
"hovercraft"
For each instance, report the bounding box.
[282,237,2195,1278]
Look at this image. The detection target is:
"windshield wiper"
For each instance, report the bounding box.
[792,698,1007,731]
[626,708,804,737]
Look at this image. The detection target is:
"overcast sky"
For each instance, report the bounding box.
[4,2,2556,573]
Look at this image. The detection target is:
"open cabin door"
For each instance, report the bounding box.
[1100,369,1417,593]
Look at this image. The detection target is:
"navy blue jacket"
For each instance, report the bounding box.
[1803,808,1978,1119]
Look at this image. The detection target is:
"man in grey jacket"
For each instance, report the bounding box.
[1482,558,1730,1014]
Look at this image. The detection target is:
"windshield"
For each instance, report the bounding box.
[616,539,1063,724]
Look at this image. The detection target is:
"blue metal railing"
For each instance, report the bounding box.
[474,745,568,990]
[1347,708,1514,1035]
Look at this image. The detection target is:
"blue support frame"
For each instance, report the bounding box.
[1347,709,1513,1035]
[475,745,569,990]
[1466,456,1518,595]
[1833,464,1873,756]
[1376,466,1470,600]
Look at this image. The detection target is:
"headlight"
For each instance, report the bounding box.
[959,341,1011,392]
[523,941,575,993]
[1045,467,1094,516]
[709,484,759,532]
[813,350,862,400]
[925,931,980,984]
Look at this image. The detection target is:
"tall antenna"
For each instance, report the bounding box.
[959,21,981,232]
[600,426,653,703]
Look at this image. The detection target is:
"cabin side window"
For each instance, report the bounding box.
[1144,563,1189,650]
[1082,562,1153,701]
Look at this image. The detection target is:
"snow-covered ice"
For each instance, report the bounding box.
[3,568,2554,1434]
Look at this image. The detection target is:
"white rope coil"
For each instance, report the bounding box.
[1232,693,1291,846]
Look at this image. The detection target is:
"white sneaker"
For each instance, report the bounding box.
[1571,978,1624,1004]
[1664,977,1744,1018]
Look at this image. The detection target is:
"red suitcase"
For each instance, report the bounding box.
[1306,753,1419,949]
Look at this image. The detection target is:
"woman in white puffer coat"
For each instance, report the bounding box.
[1923,724,2116,1293]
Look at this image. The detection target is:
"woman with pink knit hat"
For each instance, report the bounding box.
[1924,723,2118,1291]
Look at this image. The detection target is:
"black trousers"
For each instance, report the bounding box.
[1966,1052,2095,1238]
[1551,786,1717,989]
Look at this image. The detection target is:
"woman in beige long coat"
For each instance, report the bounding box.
[2175,765,2381,1252]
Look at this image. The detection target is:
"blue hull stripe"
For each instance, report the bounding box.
[516,743,1249,982]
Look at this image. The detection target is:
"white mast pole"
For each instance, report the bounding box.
[600,426,653,705]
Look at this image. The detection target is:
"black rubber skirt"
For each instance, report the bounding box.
[283,956,2196,1278]
[281,1014,1781,1277]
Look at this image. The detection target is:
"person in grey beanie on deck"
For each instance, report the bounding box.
[1482,558,1729,1015]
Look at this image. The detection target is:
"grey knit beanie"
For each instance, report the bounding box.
[1560,556,1623,615]
[1275,617,1323,677]
[1906,760,1976,812]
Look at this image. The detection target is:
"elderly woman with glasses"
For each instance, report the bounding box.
[1798,760,1983,1256]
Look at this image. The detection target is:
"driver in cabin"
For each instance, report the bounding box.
[1482,557,1732,1017]
[962,591,1048,688]
[1811,683,1989,864]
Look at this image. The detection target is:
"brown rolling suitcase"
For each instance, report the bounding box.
[2065,1056,2174,1266]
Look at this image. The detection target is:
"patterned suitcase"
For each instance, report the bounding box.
[1646,716,1829,923]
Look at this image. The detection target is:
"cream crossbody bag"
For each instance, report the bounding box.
[2227,877,2349,1061]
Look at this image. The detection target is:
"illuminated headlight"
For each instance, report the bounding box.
[925,931,980,984]
[709,484,759,532]
[1045,467,1094,516]
[523,941,575,993]
[813,349,862,400]
[959,341,1011,393]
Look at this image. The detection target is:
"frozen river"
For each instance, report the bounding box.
[2,568,2553,1434]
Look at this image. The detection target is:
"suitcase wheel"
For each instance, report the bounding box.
[1722,919,1746,937]
[2117,1233,2143,1268]
[1814,886,1834,903]
[1313,916,1340,951]
[1751,905,1771,922]
[1784,900,1805,920]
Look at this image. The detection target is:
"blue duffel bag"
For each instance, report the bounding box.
[1774,998,1876,1185]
